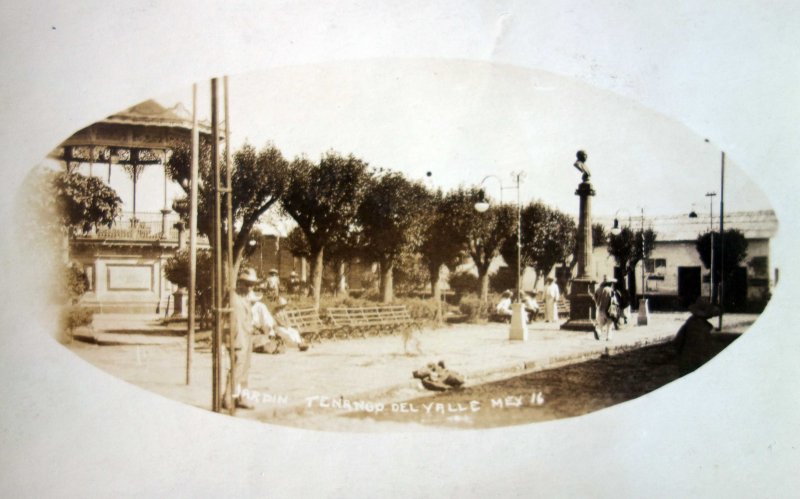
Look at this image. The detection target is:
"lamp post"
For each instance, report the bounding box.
[474,171,528,341]
[610,207,649,326]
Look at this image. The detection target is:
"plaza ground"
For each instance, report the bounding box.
[67,312,757,431]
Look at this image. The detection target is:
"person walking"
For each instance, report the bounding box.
[593,277,618,341]
[544,277,560,323]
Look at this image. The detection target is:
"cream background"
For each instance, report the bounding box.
[1,1,798,497]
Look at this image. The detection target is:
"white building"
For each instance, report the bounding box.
[590,210,778,311]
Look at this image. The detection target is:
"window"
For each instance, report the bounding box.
[644,258,666,274]
[749,256,768,278]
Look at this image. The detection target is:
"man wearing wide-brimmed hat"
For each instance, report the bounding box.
[674,298,721,374]
[223,267,261,410]
[264,268,280,300]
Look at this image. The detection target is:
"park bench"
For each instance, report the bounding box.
[326,305,420,339]
[281,307,335,343]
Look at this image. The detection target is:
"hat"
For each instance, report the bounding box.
[237,268,261,284]
[602,277,616,286]
[545,276,554,283]
[290,271,298,277]
[276,297,288,308]
[268,268,279,275]
[688,298,721,319]
[501,290,513,297]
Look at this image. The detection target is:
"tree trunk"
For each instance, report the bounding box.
[310,246,324,309]
[336,260,348,296]
[380,259,394,303]
[478,267,490,304]
[430,265,443,322]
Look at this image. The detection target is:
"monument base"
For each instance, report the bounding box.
[509,303,529,341]
[560,278,596,332]
[637,298,650,326]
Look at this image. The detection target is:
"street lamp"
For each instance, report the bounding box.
[475,171,528,341]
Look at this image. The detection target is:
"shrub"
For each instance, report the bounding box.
[63,264,89,304]
[448,270,479,296]
[60,305,94,338]
[399,297,440,324]
[458,293,494,322]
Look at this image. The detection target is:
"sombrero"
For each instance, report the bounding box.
[237,268,261,284]
[688,298,721,319]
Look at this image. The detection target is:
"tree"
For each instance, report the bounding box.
[280,151,372,307]
[592,223,607,247]
[22,167,122,268]
[166,140,289,278]
[164,249,214,323]
[501,201,577,291]
[358,172,433,302]
[463,188,516,303]
[607,226,657,302]
[419,188,476,308]
[48,169,122,237]
[695,229,749,303]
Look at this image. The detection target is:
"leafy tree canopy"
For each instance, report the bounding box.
[695,229,749,281]
[166,140,289,273]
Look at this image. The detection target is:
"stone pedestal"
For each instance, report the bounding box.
[560,278,596,331]
[172,289,188,317]
[509,302,529,341]
[562,171,598,332]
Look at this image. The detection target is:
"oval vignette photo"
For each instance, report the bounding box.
[19,60,778,432]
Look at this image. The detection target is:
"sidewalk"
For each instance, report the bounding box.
[69,312,756,425]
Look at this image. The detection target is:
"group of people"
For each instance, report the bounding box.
[494,277,563,323]
[225,267,309,410]
[261,268,304,300]
[493,274,635,340]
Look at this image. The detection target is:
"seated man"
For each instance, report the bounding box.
[272,297,309,352]
[523,291,540,322]
[247,289,280,353]
[495,290,513,318]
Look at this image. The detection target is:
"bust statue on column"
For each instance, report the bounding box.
[562,150,598,331]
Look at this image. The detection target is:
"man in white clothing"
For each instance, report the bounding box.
[544,277,560,323]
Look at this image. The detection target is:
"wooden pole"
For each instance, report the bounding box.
[718,151,725,330]
[211,78,222,412]
[224,76,236,416]
[186,83,199,386]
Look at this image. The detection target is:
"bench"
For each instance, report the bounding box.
[326,305,419,339]
[281,307,335,343]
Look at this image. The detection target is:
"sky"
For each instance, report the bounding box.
[131,58,775,220]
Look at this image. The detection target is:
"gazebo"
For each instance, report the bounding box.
[50,99,211,314]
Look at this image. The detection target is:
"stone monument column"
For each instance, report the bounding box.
[562,150,597,331]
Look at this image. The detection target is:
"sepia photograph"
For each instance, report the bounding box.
[1,1,798,497]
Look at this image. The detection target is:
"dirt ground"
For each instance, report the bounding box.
[261,334,740,432]
[67,317,749,433]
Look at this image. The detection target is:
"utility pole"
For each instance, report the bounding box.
[706,191,716,302]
